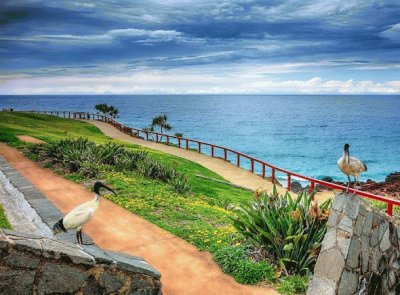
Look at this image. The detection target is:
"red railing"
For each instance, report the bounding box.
[15,110,400,216]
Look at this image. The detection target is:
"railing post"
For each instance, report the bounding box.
[178,138,181,148]
[146,132,149,140]
[271,168,275,184]
[237,154,240,167]
[211,146,214,157]
[250,159,254,173]
[310,181,315,193]
[167,136,170,145]
[287,174,291,191]
[387,203,393,216]
[198,142,201,153]
[262,164,265,178]
[156,134,159,142]
[224,149,227,161]
[185,139,189,150]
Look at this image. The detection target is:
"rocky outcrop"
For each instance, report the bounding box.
[319,172,400,198]
[307,193,400,295]
[0,229,162,295]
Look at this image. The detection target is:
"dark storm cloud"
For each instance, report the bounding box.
[0,0,399,76]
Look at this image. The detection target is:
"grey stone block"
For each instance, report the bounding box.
[41,238,95,265]
[314,247,345,283]
[321,228,337,251]
[102,272,124,293]
[332,193,348,212]
[338,270,358,295]
[327,209,339,227]
[3,251,40,269]
[106,250,161,278]
[306,275,336,295]
[344,195,360,220]
[346,237,361,268]
[380,228,391,252]
[0,269,36,294]
[38,262,88,294]
[361,235,370,273]
[338,215,353,233]
[362,212,373,235]
[354,214,365,237]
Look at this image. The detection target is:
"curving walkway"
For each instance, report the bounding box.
[88,120,334,202]
[0,143,277,295]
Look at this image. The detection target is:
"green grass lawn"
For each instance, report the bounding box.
[0,112,309,294]
[0,204,12,229]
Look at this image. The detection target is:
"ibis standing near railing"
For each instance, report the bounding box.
[337,143,367,192]
[52,181,117,244]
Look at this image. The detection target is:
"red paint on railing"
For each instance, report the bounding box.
[16,110,400,216]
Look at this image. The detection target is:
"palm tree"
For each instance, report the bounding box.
[95,104,119,118]
[151,114,172,141]
[151,114,172,133]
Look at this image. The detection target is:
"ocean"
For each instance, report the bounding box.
[1,95,399,183]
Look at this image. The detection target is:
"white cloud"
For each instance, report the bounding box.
[0,28,184,44]
[380,23,400,43]
[0,67,399,95]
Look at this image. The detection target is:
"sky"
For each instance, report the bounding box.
[0,0,400,94]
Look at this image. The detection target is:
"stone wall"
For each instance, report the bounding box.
[307,193,400,295]
[0,229,162,294]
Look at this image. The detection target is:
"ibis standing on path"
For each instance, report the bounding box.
[52,181,117,244]
[337,143,368,192]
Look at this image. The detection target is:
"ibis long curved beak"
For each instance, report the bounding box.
[102,184,117,196]
[94,181,117,196]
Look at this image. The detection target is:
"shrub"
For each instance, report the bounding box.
[213,245,276,284]
[27,138,190,193]
[169,174,191,194]
[231,187,331,275]
[277,274,310,295]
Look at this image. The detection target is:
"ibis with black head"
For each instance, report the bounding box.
[52,181,117,244]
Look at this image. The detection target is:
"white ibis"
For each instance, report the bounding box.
[337,143,367,192]
[52,181,117,244]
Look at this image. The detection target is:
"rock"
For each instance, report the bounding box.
[38,262,88,294]
[314,247,345,282]
[338,270,358,295]
[380,228,391,252]
[290,180,302,193]
[321,176,334,183]
[307,275,336,295]
[385,172,400,183]
[0,269,36,294]
[346,237,361,268]
[3,251,40,269]
[102,272,124,293]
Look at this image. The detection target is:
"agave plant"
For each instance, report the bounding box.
[28,138,191,193]
[231,186,331,275]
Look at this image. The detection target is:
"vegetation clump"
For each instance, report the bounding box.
[28,138,190,194]
[95,103,119,118]
[0,204,12,229]
[232,187,331,275]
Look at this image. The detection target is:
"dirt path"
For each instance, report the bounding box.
[0,143,277,295]
[88,120,335,202]
[17,135,45,144]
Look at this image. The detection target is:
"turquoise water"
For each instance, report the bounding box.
[1,95,399,182]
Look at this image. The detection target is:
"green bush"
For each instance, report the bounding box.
[277,274,310,295]
[27,138,190,193]
[231,187,331,275]
[169,174,191,194]
[213,245,276,284]
[0,204,12,229]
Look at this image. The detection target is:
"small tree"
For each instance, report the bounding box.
[151,114,172,133]
[95,104,119,118]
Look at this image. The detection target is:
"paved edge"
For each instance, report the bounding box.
[0,155,90,244]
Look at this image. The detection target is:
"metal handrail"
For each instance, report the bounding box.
[13,110,400,216]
